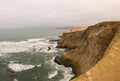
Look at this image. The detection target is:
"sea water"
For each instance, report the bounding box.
[0,28,73,81]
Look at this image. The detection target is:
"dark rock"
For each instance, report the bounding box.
[56,45,66,49]
[47,47,51,51]
[49,39,59,42]
[54,56,72,67]
[54,56,63,65]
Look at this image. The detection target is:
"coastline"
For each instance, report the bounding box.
[55,21,120,81]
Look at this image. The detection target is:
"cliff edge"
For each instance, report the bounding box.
[55,21,120,81]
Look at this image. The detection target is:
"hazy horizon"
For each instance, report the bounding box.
[0,0,120,28]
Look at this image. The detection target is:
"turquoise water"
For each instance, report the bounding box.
[0,28,73,81]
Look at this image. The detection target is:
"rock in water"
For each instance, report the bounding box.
[47,47,51,51]
[54,56,63,65]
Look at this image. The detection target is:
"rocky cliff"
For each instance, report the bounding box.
[55,21,120,81]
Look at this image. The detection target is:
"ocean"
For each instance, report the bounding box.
[0,28,73,81]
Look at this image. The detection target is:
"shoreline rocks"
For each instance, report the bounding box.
[55,21,120,81]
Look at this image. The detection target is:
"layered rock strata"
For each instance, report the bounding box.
[55,21,120,81]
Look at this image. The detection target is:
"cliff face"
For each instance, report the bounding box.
[55,21,120,81]
[71,27,120,81]
[57,27,87,49]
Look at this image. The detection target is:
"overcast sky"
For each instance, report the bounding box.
[0,0,120,28]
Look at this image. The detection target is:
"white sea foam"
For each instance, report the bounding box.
[27,38,46,42]
[8,63,35,72]
[48,57,74,81]
[0,42,29,53]
[36,64,41,67]
[48,70,58,79]
[13,78,18,81]
[0,38,58,55]
[0,53,2,57]
[59,68,73,81]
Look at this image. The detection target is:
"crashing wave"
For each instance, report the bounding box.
[47,57,74,81]
[48,70,58,79]
[0,38,57,55]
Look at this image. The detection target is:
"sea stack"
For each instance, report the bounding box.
[55,21,120,81]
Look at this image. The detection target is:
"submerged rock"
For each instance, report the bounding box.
[55,21,120,81]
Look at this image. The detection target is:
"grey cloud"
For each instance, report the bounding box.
[0,0,120,28]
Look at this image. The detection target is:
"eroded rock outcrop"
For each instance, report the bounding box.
[55,21,120,81]
[57,27,87,49]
